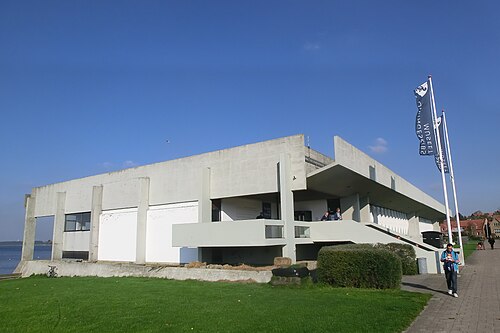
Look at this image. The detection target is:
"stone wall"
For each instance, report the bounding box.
[16,260,273,283]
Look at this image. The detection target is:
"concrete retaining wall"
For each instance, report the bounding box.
[16,260,273,283]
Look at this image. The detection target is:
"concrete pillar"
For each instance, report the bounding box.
[198,167,211,223]
[359,195,371,222]
[341,193,360,222]
[89,185,103,262]
[51,192,66,260]
[21,194,36,261]
[408,214,422,241]
[136,177,150,264]
[432,220,440,232]
[279,153,296,262]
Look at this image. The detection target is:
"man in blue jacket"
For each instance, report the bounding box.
[441,243,460,297]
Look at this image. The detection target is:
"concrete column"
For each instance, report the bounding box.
[198,167,211,223]
[279,153,296,262]
[432,220,440,231]
[408,213,422,241]
[51,192,66,260]
[340,193,360,222]
[136,177,150,264]
[89,185,103,261]
[21,194,36,261]
[359,195,371,222]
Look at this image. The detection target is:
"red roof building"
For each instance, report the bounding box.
[441,216,500,238]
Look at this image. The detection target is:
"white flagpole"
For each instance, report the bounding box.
[428,76,453,245]
[442,111,465,262]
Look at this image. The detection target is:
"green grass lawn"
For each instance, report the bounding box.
[462,239,477,258]
[454,239,476,259]
[0,276,430,333]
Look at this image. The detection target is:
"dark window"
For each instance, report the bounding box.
[327,199,341,213]
[262,202,272,219]
[294,211,312,221]
[65,212,91,232]
[212,199,221,222]
[62,251,89,260]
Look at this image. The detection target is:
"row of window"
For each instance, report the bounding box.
[65,212,91,232]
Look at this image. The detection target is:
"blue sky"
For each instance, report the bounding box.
[1,1,499,241]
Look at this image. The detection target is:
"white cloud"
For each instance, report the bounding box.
[303,42,321,51]
[369,137,388,154]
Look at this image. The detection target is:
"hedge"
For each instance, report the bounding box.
[317,244,402,289]
[328,243,417,275]
[375,243,417,275]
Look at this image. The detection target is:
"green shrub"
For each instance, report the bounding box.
[317,244,402,289]
[375,243,417,275]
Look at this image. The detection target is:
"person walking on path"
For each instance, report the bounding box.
[488,237,495,249]
[440,243,460,298]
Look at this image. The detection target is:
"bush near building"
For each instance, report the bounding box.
[375,243,417,275]
[317,244,402,289]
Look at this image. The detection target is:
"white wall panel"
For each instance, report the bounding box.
[419,220,434,233]
[221,198,262,221]
[146,202,198,264]
[63,231,90,252]
[98,208,137,262]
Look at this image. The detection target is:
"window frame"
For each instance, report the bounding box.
[64,212,91,232]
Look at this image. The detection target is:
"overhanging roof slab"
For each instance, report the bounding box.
[307,163,445,221]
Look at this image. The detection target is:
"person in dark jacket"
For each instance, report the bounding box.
[332,208,342,220]
[488,237,495,249]
[320,211,331,221]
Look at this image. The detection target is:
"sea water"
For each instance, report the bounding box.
[0,243,52,275]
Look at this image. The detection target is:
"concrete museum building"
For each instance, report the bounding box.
[18,135,446,275]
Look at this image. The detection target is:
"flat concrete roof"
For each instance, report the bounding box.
[306,163,445,220]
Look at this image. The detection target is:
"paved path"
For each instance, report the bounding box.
[402,248,500,333]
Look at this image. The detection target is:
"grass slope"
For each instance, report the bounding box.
[0,276,430,333]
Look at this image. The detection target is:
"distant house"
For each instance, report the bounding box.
[441,217,500,238]
[18,135,446,273]
[491,215,500,237]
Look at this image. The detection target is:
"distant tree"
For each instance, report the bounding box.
[451,213,467,221]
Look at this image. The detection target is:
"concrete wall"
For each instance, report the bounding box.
[419,219,435,233]
[173,220,286,247]
[145,202,198,264]
[31,135,307,219]
[17,260,273,283]
[333,136,445,214]
[63,231,90,252]
[341,194,360,221]
[304,147,334,174]
[98,208,138,262]
[293,200,328,221]
[222,197,267,221]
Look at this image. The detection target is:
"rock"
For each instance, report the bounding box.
[273,257,292,267]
